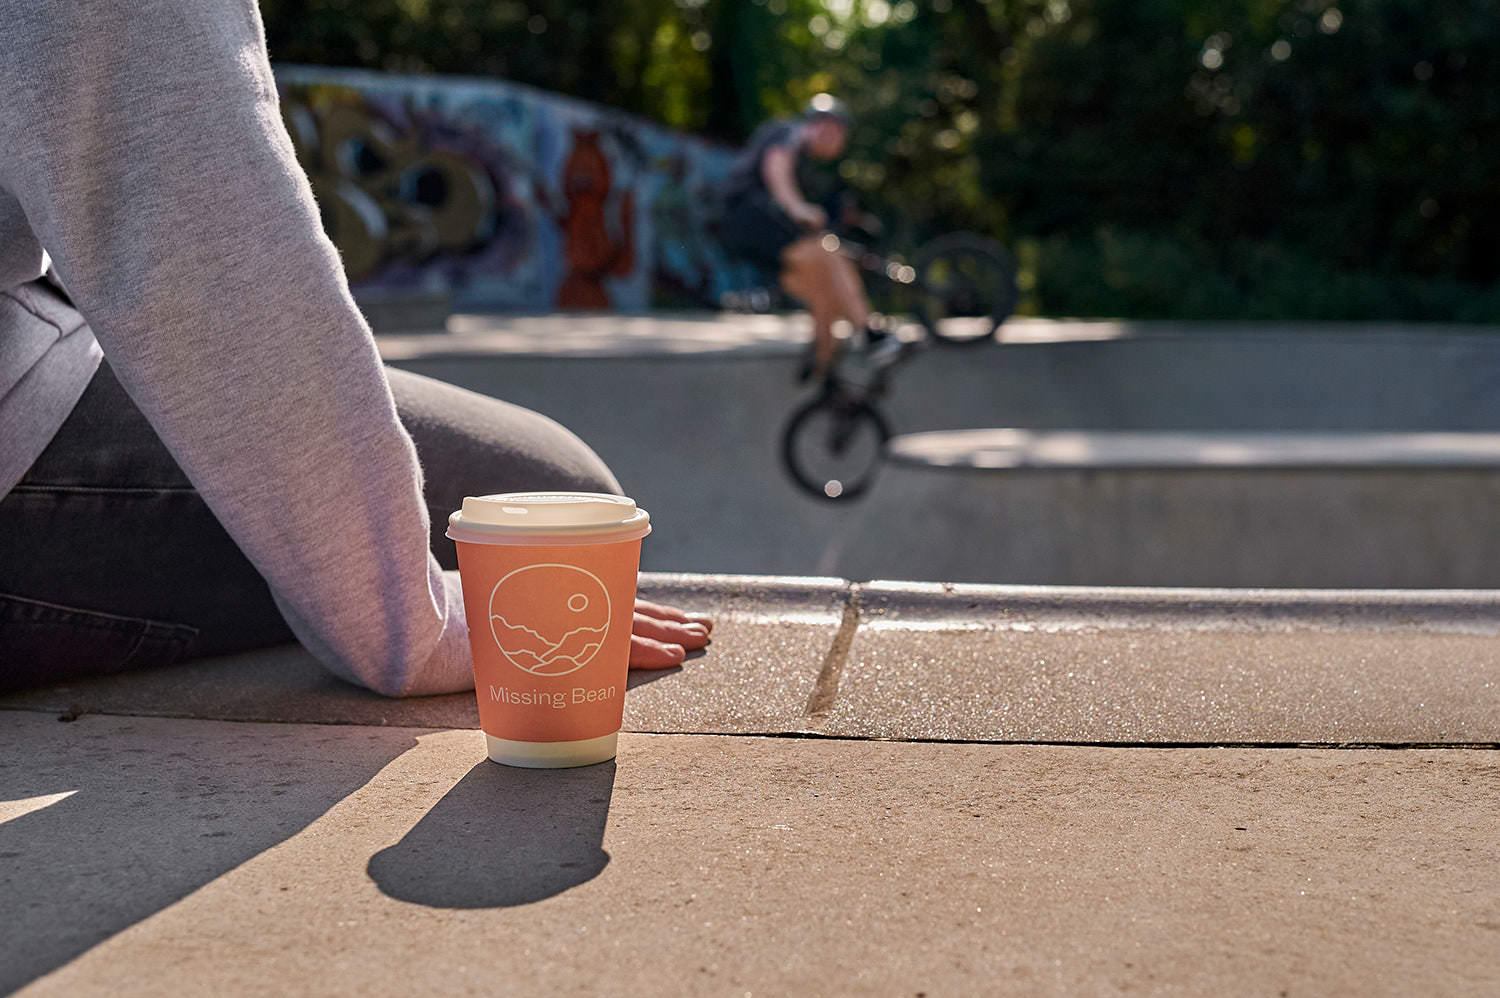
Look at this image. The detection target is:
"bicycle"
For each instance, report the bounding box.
[826,221,1019,347]
[780,335,925,500]
[776,220,1017,500]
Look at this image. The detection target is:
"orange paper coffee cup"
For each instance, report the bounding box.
[446,492,650,768]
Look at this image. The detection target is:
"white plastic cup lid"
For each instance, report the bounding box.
[446,492,650,545]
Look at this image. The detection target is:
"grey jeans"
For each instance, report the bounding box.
[0,362,620,692]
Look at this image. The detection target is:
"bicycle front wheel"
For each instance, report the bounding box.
[780,393,892,501]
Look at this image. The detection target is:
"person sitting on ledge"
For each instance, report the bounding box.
[0,0,710,695]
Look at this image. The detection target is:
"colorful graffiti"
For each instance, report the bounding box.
[275,66,754,312]
[550,131,635,309]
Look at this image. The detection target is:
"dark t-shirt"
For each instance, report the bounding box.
[723,120,802,201]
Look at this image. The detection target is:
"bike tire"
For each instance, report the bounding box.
[909,233,1019,347]
[780,392,893,501]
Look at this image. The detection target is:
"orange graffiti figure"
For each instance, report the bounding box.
[555,131,635,309]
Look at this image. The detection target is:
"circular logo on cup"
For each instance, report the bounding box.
[488,564,612,676]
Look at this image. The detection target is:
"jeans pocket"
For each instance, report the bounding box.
[0,593,200,693]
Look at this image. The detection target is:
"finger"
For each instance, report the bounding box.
[634,612,710,650]
[682,613,714,632]
[629,635,686,670]
[635,599,714,633]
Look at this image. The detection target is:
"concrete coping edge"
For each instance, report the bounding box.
[859,580,1500,634]
[640,571,1500,634]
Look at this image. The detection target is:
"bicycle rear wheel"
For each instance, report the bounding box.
[780,392,892,501]
[910,233,1018,346]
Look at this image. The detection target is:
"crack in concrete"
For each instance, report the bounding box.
[804,584,862,720]
[5,707,1495,749]
[616,728,1500,750]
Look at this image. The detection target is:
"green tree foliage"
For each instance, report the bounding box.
[259,0,1500,320]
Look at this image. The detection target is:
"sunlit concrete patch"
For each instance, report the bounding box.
[888,428,1500,470]
[379,311,815,360]
[624,572,849,735]
[856,582,1500,635]
[0,790,77,826]
[812,582,1500,745]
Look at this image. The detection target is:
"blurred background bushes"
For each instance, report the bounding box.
[260,0,1500,321]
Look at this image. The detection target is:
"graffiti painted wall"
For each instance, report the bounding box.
[274,65,755,312]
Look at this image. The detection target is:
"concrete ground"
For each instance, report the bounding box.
[3,574,1497,996]
[7,314,1499,994]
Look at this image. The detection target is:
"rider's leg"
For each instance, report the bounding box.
[787,237,868,328]
[826,251,873,333]
[822,245,911,363]
[781,237,845,381]
[781,263,839,382]
[795,238,883,352]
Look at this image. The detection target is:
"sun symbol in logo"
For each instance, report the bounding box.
[488,564,611,676]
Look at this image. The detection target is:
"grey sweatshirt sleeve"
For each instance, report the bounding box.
[0,0,473,695]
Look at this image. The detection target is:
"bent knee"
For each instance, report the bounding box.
[783,234,829,265]
[388,367,622,499]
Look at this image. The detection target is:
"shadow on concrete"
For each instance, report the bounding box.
[367,760,614,908]
[626,662,685,691]
[0,713,417,994]
[0,644,481,729]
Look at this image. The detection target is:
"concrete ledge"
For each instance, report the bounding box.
[856,581,1500,634]
[813,581,1500,745]
[0,574,842,736]
[2,573,1496,746]
[620,573,846,735]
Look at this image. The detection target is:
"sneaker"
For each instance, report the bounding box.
[867,335,906,369]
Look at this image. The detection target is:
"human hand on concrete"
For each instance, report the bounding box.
[630,599,713,669]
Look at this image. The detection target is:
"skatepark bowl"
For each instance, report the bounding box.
[380,313,1500,589]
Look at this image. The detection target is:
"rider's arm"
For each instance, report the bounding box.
[0,0,472,696]
[762,145,826,229]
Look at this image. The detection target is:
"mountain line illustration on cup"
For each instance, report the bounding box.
[489,563,612,677]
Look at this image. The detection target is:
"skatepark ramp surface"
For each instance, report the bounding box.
[382,314,1500,586]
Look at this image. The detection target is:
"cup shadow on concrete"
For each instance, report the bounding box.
[0,714,419,995]
[367,759,615,908]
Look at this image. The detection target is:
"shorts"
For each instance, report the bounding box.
[720,190,804,274]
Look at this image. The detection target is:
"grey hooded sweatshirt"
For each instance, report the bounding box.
[0,0,471,695]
